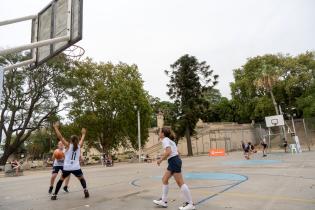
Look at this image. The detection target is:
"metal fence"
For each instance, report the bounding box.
[185,118,315,155]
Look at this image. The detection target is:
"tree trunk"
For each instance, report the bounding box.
[185,125,193,156]
[269,90,279,115]
[0,147,13,165]
[269,89,286,141]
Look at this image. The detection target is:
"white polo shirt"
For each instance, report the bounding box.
[162,137,178,159]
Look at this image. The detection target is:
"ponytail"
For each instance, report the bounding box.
[161,127,176,141]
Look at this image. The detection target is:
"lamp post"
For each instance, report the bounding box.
[134,106,141,163]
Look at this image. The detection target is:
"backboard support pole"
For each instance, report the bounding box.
[0,15,37,26]
[0,36,70,56]
[3,58,36,71]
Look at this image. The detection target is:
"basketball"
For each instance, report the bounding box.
[54,149,64,160]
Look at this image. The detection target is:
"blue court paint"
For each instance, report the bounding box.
[184,172,247,181]
[223,159,282,165]
[131,173,248,206]
[153,172,247,181]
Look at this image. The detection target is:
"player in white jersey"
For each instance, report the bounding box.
[48,141,71,194]
[51,122,89,200]
[153,127,196,210]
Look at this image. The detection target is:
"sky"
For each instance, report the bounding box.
[0,0,314,101]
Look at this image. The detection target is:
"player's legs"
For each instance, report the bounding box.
[173,173,195,210]
[153,170,172,207]
[51,171,70,200]
[63,175,70,192]
[74,170,89,198]
[49,166,60,194]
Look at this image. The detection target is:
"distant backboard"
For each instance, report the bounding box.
[265,115,285,128]
[31,0,83,68]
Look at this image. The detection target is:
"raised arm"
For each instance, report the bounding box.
[53,122,69,148]
[79,128,87,148]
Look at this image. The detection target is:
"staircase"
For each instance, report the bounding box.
[143,142,162,157]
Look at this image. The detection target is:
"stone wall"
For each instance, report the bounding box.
[142,118,315,157]
[143,122,258,157]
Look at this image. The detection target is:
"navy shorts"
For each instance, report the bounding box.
[62,169,83,178]
[167,156,182,174]
[52,166,63,174]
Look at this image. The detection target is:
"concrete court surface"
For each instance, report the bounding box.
[0,151,315,210]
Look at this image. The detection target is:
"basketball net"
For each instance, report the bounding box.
[63,45,85,62]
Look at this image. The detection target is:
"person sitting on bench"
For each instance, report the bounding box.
[11,160,21,176]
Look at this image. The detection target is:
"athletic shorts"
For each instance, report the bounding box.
[262,143,267,149]
[62,169,83,178]
[52,166,63,174]
[167,156,182,174]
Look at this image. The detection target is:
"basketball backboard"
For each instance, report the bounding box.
[0,0,83,70]
[32,0,83,69]
[265,115,285,128]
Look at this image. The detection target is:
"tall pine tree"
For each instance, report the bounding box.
[165,54,218,156]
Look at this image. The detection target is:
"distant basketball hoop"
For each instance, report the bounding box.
[271,119,279,126]
[265,115,284,128]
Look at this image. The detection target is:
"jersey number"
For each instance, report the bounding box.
[71,152,77,160]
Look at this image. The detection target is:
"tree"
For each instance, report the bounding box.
[297,83,315,117]
[25,129,52,159]
[254,59,281,115]
[165,54,218,156]
[149,96,176,127]
[200,88,237,122]
[148,96,161,127]
[68,58,152,153]
[0,53,71,165]
[230,52,315,122]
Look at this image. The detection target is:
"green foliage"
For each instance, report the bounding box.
[67,58,152,152]
[230,51,315,122]
[201,89,237,122]
[0,53,72,164]
[25,129,53,159]
[297,83,315,117]
[149,96,177,127]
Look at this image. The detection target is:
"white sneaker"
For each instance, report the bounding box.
[179,202,196,210]
[153,198,168,208]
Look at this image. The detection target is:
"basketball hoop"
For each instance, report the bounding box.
[265,115,284,128]
[63,45,85,61]
[271,119,279,126]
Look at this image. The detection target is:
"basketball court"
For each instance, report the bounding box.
[0,1,314,210]
[0,150,314,210]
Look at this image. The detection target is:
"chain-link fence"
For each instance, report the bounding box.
[177,124,257,155]
[177,119,315,155]
[252,118,314,151]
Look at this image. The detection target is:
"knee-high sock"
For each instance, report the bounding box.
[161,184,169,202]
[180,184,193,204]
[80,178,87,189]
[54,180,64,195]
